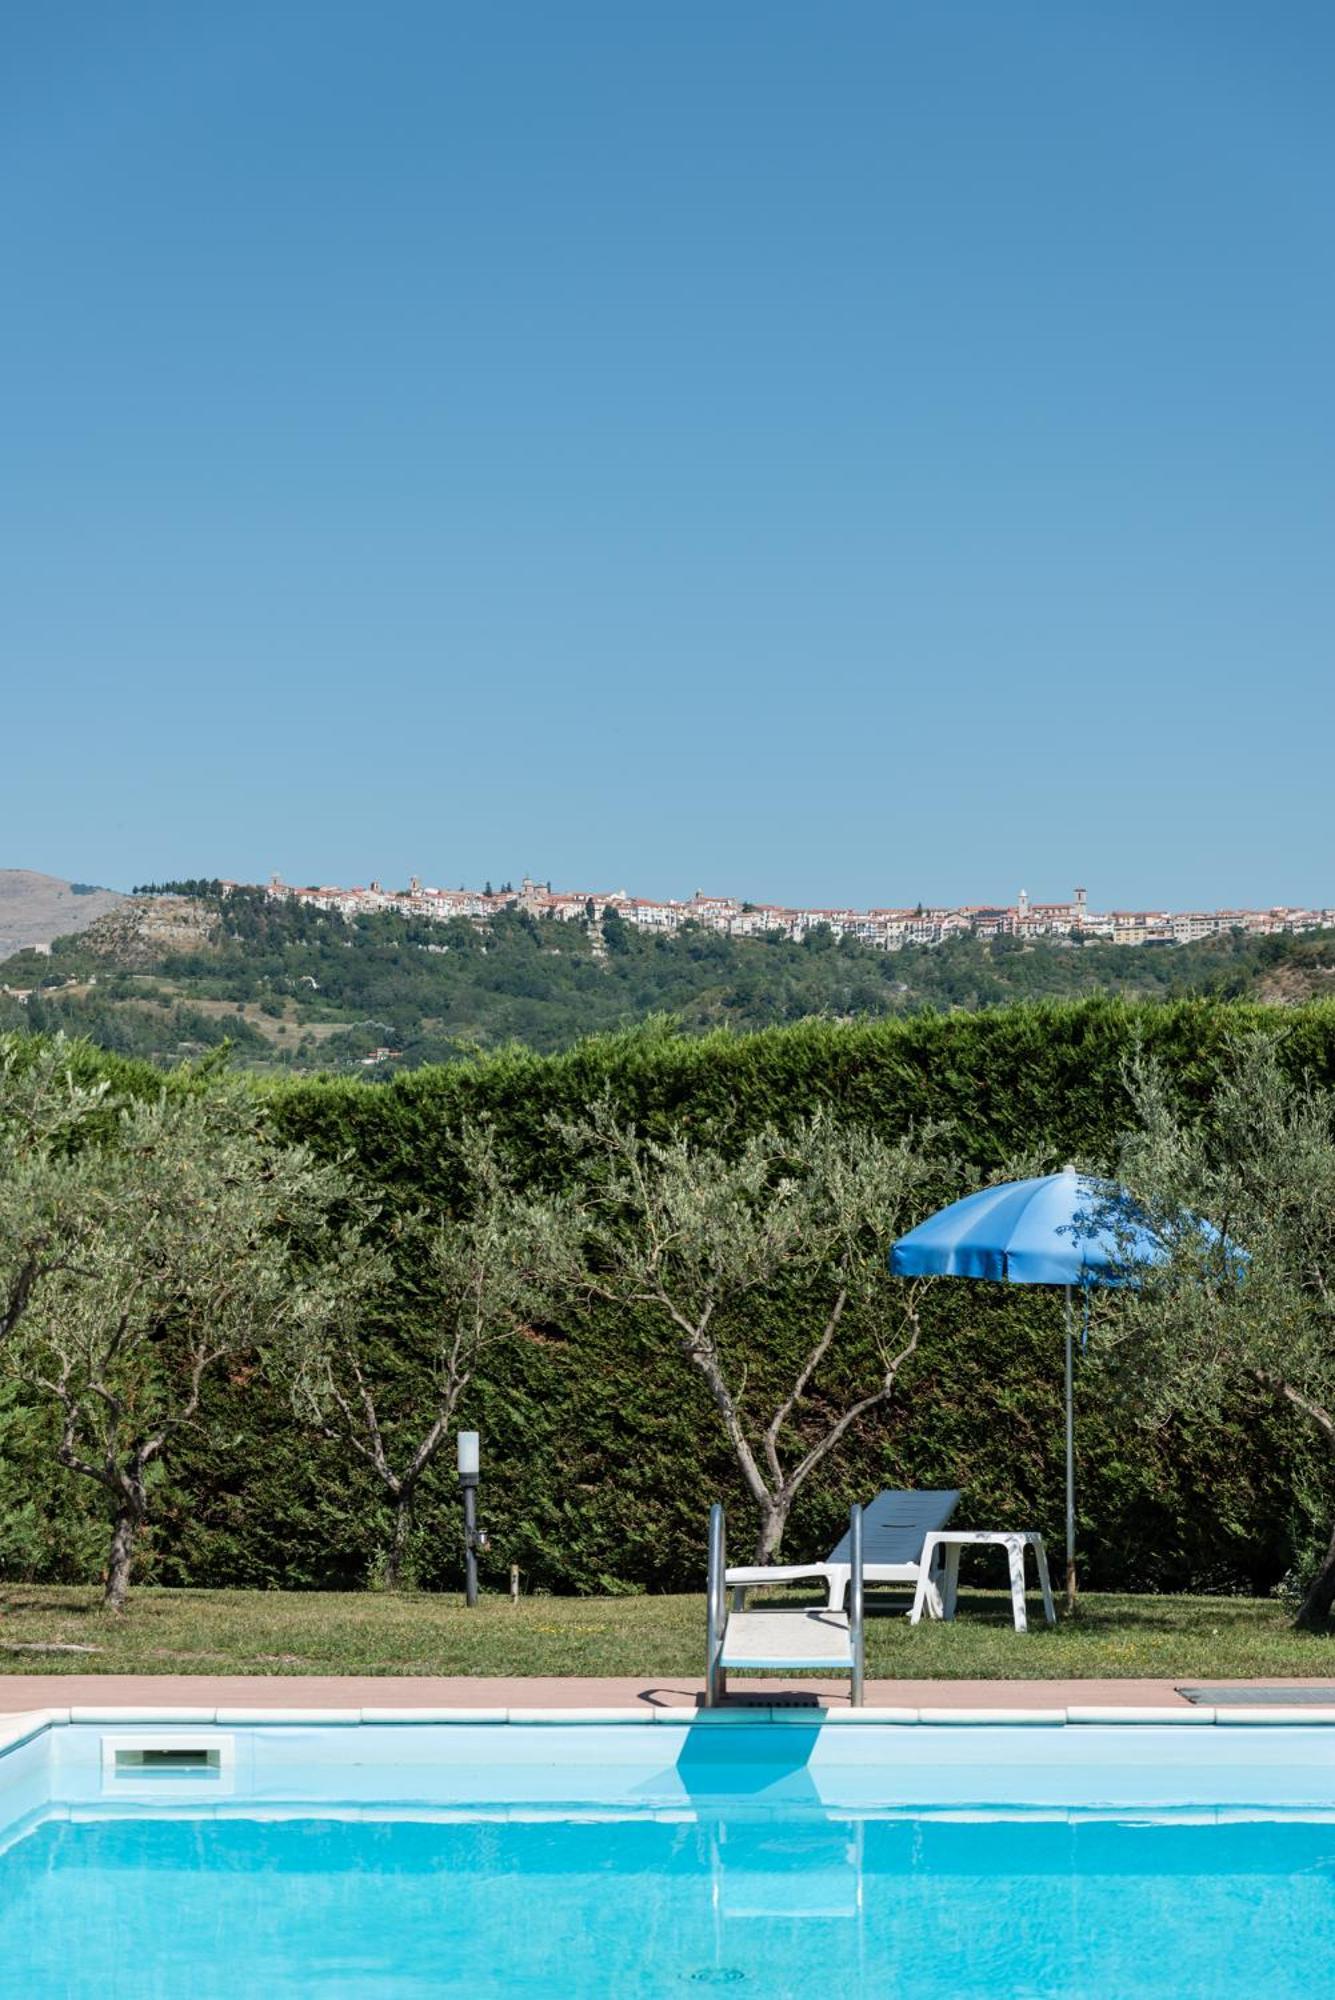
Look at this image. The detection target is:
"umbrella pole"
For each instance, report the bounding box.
[1064,1283,1076,1612]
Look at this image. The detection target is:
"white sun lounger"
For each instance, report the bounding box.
[724,1488,961,1611]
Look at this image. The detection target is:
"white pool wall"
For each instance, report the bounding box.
[0,1715,1332,1818]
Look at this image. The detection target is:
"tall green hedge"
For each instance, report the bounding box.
[8,998,1335,1596]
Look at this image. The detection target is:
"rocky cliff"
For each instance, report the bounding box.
[75,895,218,966]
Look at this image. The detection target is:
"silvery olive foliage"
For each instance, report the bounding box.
[3,1062,358,1610]
[1104,1034,1335,1624]
[555,1101,942,1563]
[0,1035,113,1347]
[284,1121,570,1589]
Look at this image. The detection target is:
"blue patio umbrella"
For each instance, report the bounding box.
[890,1165,1175,1610]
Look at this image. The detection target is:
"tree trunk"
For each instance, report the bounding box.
[1277,1387,1335,1630]
[103,1506,140,1614]
[1297,1516,1335,1629]
[384,1490,413,1591]
[752,1494,790,1566]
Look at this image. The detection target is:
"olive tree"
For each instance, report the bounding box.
[283,1125,564,1588]
[557,1104,941,1563]
[0,1035,113,1348]
[1107,1035,1335,1627]
[9,1082,354,1611]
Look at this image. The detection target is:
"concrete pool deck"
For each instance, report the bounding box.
[4,1674,1333,1717]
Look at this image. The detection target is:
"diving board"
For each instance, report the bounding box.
[705,1502,866,1706]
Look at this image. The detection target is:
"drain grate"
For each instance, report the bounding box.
[1178,1685,1335,1705]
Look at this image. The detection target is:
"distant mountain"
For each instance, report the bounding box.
[0,870,124,961]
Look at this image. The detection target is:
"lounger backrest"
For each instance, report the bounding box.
[824,1488,961,1566]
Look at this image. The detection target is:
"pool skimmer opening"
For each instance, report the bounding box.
[101,1733,236,1793]
[118,1747,219,1771]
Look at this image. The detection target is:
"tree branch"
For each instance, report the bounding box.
[787,1298,923,1498]
[763,1287,848,1489]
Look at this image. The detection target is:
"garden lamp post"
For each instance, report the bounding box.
[457,1430,481,1607]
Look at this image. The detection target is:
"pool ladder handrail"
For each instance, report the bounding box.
[705,1501,865,1708]
[850,1500,865,1706]
[706,1501,727,1707]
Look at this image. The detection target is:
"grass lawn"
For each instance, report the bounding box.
[3,1584,1335,1680]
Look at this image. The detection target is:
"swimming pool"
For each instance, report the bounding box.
[4,1706,1335,1996]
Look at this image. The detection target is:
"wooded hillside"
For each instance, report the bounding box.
[3,884,1334,1075]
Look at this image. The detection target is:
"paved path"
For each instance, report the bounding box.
[0,1673,1260,1715]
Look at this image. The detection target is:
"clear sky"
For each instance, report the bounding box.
[3,2,1331,910]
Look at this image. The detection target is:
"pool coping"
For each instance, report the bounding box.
[9,1673,1335,1744]
[7,1698,1335,1755]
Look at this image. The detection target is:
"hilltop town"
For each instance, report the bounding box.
[259,874,1335,952]
[4,869,1335,1078]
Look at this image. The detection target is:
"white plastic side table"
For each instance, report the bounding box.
[909,1530,1056,1633]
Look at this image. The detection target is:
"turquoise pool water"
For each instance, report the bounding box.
[7,1808,1335,1992]
[4,1807,1335,1997]
[3,1720,1335,1996]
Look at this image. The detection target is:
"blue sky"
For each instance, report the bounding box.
[2,2,1331,909]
